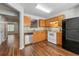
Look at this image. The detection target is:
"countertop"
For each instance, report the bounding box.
[24,28,61,34]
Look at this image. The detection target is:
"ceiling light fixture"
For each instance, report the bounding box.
[36,4,51,13]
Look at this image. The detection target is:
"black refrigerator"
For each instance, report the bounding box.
[62,17,79,54]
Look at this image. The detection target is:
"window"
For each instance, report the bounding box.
[8,24,15,32]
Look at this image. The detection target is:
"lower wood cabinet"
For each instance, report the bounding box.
[57,31,62,47]
[32,32,47,43]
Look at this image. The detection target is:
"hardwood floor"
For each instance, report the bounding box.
[0,34,20,56]
[23,41,78,56]
[0,38,78,56]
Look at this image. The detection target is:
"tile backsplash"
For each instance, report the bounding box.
[24,26,61,33]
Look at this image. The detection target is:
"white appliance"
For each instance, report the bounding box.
[48,31,57,44]
[25,35,32,45]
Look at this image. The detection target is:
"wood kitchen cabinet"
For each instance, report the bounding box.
[45,20,49,27]
[32,32,47,43]
[57,31,62,47]
[46,15,64,47]
[45,19,59,27]
[46,15,64,28]
[39,19,46,27]
[49,21,59,27]
[24,16,31,26]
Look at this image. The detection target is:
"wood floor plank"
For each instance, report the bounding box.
[0,39,78,56]
[23,41,78,56]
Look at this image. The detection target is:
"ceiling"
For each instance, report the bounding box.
[20,3,79,18]
[0,3,18,13]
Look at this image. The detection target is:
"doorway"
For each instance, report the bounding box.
[0,15,19,55]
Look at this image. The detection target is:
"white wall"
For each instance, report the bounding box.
[24,14,44,20]
[7,3,24,49]
[53,5,79,19]
[0,4,17,16]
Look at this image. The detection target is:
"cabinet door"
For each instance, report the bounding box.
[32,32,47,43]
[45,20,49,27]
[49,21,59,27]
[24,16,31,26]
[57,31,62,46]
[39,20,46,27]
[46,15,64,28]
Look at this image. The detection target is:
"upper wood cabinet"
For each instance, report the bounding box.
[39,19,46,27]
[45,20,49,27]
[24,16,31,26]
[49,21,59,27]
[46,15,64,28]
